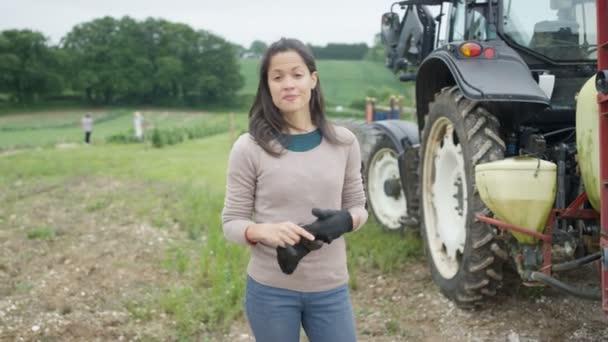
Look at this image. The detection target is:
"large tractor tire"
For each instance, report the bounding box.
[420,86,507,308]
[366,130,408,231]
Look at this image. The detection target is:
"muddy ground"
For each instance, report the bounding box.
[1,178,607,341]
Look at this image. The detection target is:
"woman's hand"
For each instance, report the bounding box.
[246,222,315,248]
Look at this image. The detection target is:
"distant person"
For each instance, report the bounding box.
[134,111,144,141]
[222,38,367,342]
[81,113,93,145]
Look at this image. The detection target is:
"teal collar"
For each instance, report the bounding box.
[280,129,322,152]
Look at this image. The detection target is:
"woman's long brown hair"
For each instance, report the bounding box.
[248,38,345,156]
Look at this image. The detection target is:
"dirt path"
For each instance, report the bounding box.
[1,178,607,341]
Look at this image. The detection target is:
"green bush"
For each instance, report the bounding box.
[27,227,56,240]
[106,129,140,144]
[349,98,367,111]
[151,128,164,148]
[103,113,243,150]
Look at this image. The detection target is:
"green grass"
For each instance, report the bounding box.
[162,245,190,274]
[0,109,422,339]
[14,281,34,293]
[26,227,56,240]
[239,59,413,110]
[125,300,155,322]
[347,220,422,273]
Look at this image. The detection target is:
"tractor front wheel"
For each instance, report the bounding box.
[420,86,507,307]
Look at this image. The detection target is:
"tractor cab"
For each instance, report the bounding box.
[382,0,598,119]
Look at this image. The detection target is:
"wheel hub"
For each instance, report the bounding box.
[383,178,402,198]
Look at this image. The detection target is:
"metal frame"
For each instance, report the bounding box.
[597,0,608,316]
[476,193,599,276]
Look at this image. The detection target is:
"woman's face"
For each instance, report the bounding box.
[267,50,318,117]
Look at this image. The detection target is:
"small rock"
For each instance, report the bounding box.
[507,331,520,342]
[32,325,40,332]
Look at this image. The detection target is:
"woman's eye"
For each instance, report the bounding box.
[272,76,282,81]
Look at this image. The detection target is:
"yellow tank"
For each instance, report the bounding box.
[576,76,601,212]
[475,157,557,244]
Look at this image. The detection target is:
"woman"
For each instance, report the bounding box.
[222,38,367,342]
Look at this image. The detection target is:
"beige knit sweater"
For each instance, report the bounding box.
[222,125,368,292]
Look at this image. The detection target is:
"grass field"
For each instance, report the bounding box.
[0,110,422,340]
[0,109,240,151]
[239,59,413,110]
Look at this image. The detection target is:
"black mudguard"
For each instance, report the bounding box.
[371,119,419,155]
[370,120,420,224]
[415,40,550,129]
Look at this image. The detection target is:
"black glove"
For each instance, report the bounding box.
[304,208,353,244]
[276,238,323,275]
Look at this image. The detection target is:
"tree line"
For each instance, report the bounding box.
[0,16,243,105]
[246,40,381,61]
[309,43,369,60]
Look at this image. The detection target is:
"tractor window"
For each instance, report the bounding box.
[469,8,488,41]
[449,0,466,41]
[449,0,493,42]
[502,0,597,61]
[574,1,597,58]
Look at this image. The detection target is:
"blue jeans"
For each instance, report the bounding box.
[244,276,357,342]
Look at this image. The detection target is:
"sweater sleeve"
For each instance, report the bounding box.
[222,134,258,246]
[342,134,368,231]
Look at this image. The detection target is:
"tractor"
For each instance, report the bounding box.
[364,0,608,311]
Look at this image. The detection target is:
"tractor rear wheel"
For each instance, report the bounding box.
[420,86,507,308]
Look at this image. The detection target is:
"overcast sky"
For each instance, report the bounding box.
[0,0,396,47]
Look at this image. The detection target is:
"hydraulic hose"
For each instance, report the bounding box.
[551,252,601,272]
[528,271,601,301]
